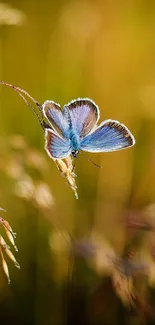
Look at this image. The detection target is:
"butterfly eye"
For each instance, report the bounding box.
[71,150,79,158]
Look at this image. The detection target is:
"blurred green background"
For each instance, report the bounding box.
[0,0,155,324]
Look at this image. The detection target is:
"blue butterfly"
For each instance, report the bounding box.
[43,98,135,159]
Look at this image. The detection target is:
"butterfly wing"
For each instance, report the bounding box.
[80,120,135,152]
[43,100,69,137]
[44,129,71,159]
[64,98,100,137]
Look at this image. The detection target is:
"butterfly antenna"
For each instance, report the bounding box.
[88,158,102,168]
[0,80,44,130]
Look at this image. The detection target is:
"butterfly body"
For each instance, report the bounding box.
[68,129,80,154]
[43,98,135,160]
[57,104,88,156]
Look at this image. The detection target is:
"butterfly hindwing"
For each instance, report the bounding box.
[64,98,100,137]
[80,120,135,152]
[44,129,71,159]
[43,100,69,137]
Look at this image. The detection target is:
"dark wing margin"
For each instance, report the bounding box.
[44,129,71,159]
[80,119,135,152]
[64,98,100,137]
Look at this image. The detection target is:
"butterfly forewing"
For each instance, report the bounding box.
[44,129,71,159]
[80,120,135,152]
[65,98,100,137]
[43,100,69,137]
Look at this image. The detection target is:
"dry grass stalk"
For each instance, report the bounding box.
[0,208,20,283]
[53,156,78,199]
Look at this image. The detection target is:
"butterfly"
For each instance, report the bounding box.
[43,98,135,159]
[0,81,135,159]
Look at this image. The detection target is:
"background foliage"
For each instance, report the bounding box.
[0,1,155,324]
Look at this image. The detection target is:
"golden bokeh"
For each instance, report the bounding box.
[0,1,155,324]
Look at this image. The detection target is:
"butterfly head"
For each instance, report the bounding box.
[71,150,79,158]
